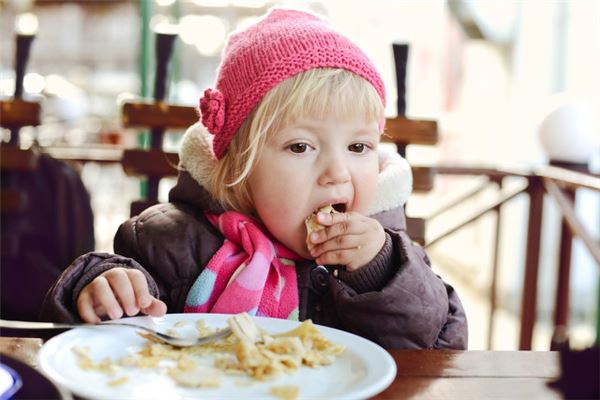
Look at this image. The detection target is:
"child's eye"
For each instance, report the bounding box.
[288,143,309,153]
[348,143,367,153]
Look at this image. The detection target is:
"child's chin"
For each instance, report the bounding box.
[290,243,312,260]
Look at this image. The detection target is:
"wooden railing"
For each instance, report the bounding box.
[428,164,600,350]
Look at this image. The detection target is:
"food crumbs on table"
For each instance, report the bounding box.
[270,384,300,400]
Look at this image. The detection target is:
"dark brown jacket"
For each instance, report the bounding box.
[41,125,467,349]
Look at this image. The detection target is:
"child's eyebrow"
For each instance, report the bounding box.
[278,125,318,137]
[286,123,319,132]
[353,127,379,135]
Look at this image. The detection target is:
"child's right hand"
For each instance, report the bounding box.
[76,267,167,323]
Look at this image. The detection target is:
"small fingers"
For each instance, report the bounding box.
[90,277,123,320]
[77,290,101,324]
[141,298,167,317]
[314,248,359,267]
[104,269,139,317]
[315,210,350,226]
[124,269,165,316]
[125,269,153,309]
[310,234,361,258]
[310,213,364,245]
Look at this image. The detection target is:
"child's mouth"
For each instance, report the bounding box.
[331,203,346,213]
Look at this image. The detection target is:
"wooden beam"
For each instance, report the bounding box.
[425,184,527,248]
[121,101,198,129]
[0,147,38,171]
[121,149,179,177]
[0,100,41,128]
[544,178,600,266]
[384,117,438,146]
[539,166,600,192]
[412,166,435,192]
[519,177,543,350]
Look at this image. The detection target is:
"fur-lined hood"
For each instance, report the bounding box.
[175,122,412,216]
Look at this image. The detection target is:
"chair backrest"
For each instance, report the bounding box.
[383,43,440,245]
[383,116,438,245]
[121,30,186,216]
[120,101,195,216]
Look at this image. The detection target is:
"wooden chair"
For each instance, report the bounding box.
[383,43,439,245]
[120,30,185,216]
[120,101,195,216]
[383,116,437,246]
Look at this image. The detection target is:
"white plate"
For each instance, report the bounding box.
[39,314,396,400]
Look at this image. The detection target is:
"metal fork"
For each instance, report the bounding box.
[0,319,232,347]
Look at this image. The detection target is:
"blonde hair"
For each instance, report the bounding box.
[206,68,384,213]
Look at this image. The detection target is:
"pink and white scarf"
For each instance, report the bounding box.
[184,211,301,320]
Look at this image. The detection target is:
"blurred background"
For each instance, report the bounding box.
[1,0,599,351]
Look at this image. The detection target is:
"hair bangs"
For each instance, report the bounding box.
[275,68,384,128]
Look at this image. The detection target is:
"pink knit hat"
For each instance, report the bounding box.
[199,8,386,159]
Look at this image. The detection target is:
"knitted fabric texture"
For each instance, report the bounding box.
[184,211,301,320]
[199,8,386,159]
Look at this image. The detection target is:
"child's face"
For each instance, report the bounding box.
[247,115,380,258]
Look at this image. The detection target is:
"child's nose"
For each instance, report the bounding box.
[318,153,351,185]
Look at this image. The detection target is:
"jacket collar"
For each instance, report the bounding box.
[172,123,412,226]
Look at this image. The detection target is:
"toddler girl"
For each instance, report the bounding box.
[42,8,467,349]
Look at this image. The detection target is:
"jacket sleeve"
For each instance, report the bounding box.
[39,202,214,323]
[39,252,159,323]
[331,229,468,349]
[112,203,222,312]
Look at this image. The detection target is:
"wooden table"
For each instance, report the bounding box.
[374,349,562,399]
[0,338,562,399]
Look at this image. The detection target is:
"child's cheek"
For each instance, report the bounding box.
[353,176,378,213]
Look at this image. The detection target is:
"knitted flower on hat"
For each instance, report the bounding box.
[199,8,386,159]
[199,88,225,134]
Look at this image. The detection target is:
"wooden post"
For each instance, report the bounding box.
[519,176,544,350]
[392,43,409,157]
[488,176,503,349]
[9,33,35,145]
[550,188,576,350]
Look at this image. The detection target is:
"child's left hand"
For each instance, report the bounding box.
[307,211,385,271]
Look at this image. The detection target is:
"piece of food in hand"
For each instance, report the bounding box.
[305,205,338,236]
